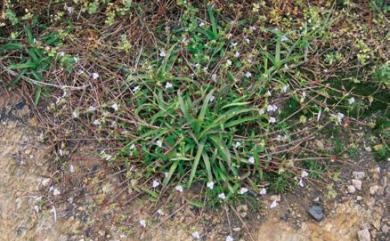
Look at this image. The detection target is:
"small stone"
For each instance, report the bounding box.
[352,179,362,190]
[369,185,380,195]
[347,185,356,194]
[357,228,371,241]
[352,171,365,180]
[307,205,324,222]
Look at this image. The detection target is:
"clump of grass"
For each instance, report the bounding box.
[1,1,388,206]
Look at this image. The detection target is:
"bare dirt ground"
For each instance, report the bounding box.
[1,92,388,241]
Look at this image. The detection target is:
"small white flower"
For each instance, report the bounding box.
[199,21,205,27]
[248,156,255,164]
[132,85,140,92]
[130,144,136,150]
[348,97,355,104]
[234,52,240,57]
[65,6,74,14]
[269,117,276,123]
[267,104,278,112]
[69,164,75,173]
[234,141,241,148]
[226,235,234,241]
[281,35,289,42]
[159,50,166,57]
[226,33,233,39]
[91,72,99,80]
[207,181,215,190]
[259,188,267,195]
[58,51,65,57]
[218,193,226,200]
[209,95,215,102]
[270,200,278,208]
[299,178,305,187]
[282,84,289,93]
[226,59,232,66]
[100,151,113,161]
[244,37,250,44]
[238,187,248,195]
[157,209,164,215]
[72,110,79,119]
[139,219,146,228]
[111,103,119,111]
[258,108,265,115]
[266,90,272,97]
[165,82,173,89]
[152,180,160,188]
[192,231,201,239]
[93,119,101,126]
[301,170,309,178]
[73,56,79,63]
[156,139,163,147]
[231,42,237,47]
[336,112,344,123]
[52,188,61,196]
[244,71,252,78]
[175,185,184,192]
[87,106,96,112]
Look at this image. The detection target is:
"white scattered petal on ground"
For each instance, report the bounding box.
[244,71,252,78]
[139,219,146,228]
[156,139,163,147]
[165,82,173,89]
[159,50,166,57]
[238,187,248,194]
[248,156,255,164]
[282,84,289,93]
[93,119,101,126]
[267,104,278,112]
[111,103,119,111]
[175,185,184,192]
[191,231,201,239]
[72,110,79,119]
[207,181,215,190]
[152,180,160,188]
[226,235,234,241]
[281,35,289,42]
[218,193,226,200]
[301,170,309,178]
[157,209,164,216]
[234,141,241,148]
[269,117,276,123]
[270,200,278,208]
[52,187,61,196]
[299,178,305,187]
[132,85,140,92]
[226,59,232,66]
[91,72,99,80]
[259,188,267,195]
